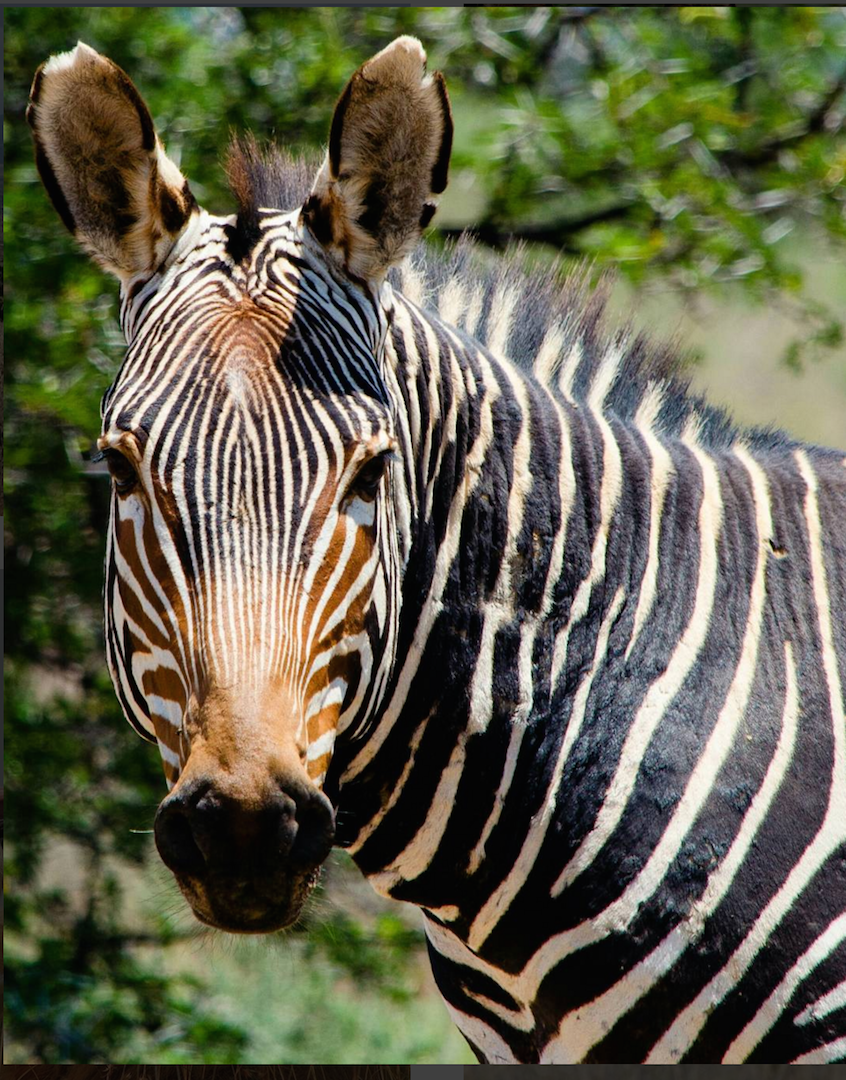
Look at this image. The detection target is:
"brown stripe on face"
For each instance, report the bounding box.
[142,665,187,702]
[113,507,190,652]
[141,666,188,732]
[305,502,377,645]
[301,516,376,773]
[153,708,183,762]
[306,751,333,782]
[161,756,181,789]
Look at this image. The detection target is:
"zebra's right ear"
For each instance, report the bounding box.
[27,42,196,282]
[304,36,452,285]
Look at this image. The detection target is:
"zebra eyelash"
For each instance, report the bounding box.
[88,446,139,494]
[346,449,396,502]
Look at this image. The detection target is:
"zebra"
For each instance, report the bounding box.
[28,36,846,1064]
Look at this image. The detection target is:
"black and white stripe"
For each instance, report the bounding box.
[100,164,845,1062]
[31,35,845,1062]
[328,243,843,1063]
[104,207,402,788]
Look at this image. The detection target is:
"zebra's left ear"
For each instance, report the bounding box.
[304,36,452,284]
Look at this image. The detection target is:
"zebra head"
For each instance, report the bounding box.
[28,38,452,932]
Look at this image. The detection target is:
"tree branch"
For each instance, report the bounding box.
[722,69,846,167]
[731,7,756,114]
[437,199,634,252]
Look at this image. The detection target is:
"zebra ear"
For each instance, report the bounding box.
[304,36,453,284]
[27,42,196,282]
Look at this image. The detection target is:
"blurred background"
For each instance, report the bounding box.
[4,5,846,1065]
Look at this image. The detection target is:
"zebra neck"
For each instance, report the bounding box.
[387,296,648,726]
[335,296,653,903]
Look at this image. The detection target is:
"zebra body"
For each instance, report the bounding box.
[29,37,846,1063]
[340,261,846,1063]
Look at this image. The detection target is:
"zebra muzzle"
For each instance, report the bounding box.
[154,775,336,932]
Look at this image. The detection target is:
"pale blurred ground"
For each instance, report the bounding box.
[610,233,846,452]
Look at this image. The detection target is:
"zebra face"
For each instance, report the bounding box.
[98,311,400,930]
[30,37,451,931]
[98,223,401,784]
[94,208,412,930]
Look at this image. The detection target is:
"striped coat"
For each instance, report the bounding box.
[29,36,846,1063]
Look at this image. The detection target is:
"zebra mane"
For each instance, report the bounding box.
[392,243,795,454]
[226,140,792,453]
[225,137,320,263]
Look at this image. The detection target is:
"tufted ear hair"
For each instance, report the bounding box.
[27,42,197,282]
[304,36,453,285]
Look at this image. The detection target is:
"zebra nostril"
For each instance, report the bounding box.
[274,800,298,860]
[289,790,336,865]
[154,779,334,882]
[154,801,206,877]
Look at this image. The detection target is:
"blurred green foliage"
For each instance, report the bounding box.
[4,5,845,1064]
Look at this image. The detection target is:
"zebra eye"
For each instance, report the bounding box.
[349,452,390,502]
[103,448,138,494]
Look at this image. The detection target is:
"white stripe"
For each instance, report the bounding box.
[399,259,425,308]
[463,282,484,338]
[424,904,460,922]
[305,727,337,762]
[724,913,846,1062]
[468,587,626,952]
[146,694,184,730]
[557,339,582,401]
[587,339,622,408]
[437,275,467,329]
[486,282,519,360]
[791,1036,846,1064]
[305,678,347,724]
[157,739,181,768]
[218,410,245,681]
[795,978,846,1026]
[626,382,673,659]
[533,322,566,389]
